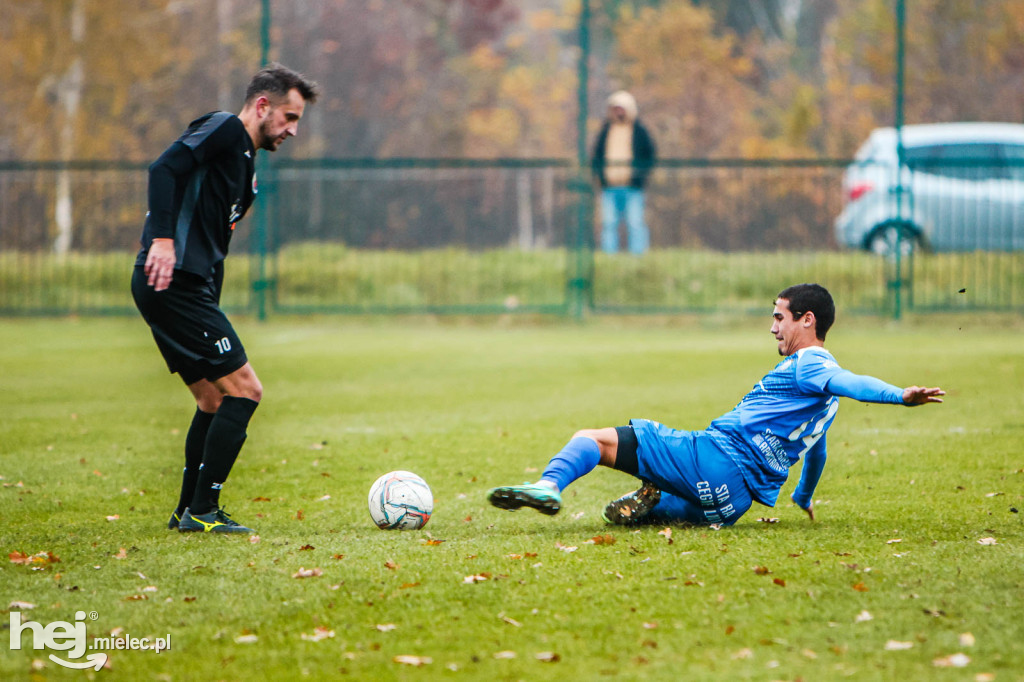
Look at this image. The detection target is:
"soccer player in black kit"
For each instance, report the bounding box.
[132,64,319,533]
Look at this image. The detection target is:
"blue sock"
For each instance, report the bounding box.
[540,437,601,492]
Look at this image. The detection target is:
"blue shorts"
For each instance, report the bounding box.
[630,419,753,526]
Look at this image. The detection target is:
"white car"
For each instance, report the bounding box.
[834,122,1024,254]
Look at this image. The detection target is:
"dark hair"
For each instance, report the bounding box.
[776,283,835,340]
[244,63,320,105]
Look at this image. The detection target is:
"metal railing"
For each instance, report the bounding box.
[2,158,1022,317]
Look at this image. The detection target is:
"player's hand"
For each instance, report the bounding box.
[791,494,815,521]
[144,238,176,291]
[902,386,945,406]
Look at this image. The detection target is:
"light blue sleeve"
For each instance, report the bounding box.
[791,437,826,509]
[794,348,845,393]
[826,369,905,405]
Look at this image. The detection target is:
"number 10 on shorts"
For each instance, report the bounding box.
[214,337,232,354]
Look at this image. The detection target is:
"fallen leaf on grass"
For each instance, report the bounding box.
[977,537,997,545]
[555,542,577,553]
[773,578,786,587]
[123,594,148,601]
[731,648,754,660]
[933,653,970,668]
[8,601,36,610]
[252,496,271,502]
[393,655,431,666]
[493,650,516,659]
[585,534,616,546]
[301,627,334,642]
[959,632,976,647]
[535,652,560,663]
[753,566,771,575]
[422,539,444,546]
[463,573,491,584]
[249,536,261,544]
[854,610,873,623]
[885,640,914,651]
[852,582,869,592]
[106,515,120,522]
[295,509,305,521]
[292,567,322,579]
[757,517,780,523]
[400,582,420,590]
[384,560,399,570]
[113,548,128,560]
[658,528,673,542]
[234,634,259,644]
[331,554,345,560]
[886,539,902,544]
[375,624,397,632]
[9,551,60,566]
[500,615,521,627]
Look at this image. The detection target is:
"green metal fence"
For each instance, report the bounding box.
[2,159,1023,317]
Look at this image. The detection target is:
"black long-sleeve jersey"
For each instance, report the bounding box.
[135,112,256,281]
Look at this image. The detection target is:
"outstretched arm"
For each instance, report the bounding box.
[826,370,944,406]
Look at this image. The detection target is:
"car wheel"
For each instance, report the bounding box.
[866,222,920,257]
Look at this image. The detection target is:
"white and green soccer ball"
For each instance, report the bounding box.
[367,470,433,530]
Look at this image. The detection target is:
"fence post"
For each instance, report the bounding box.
[891,0,909,319]
[568,0,593,320]
[250,0,273,321]
[250,159,267,320]
[567,174,594,320]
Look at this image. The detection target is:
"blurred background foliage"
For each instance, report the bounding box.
[3,0,1024,163]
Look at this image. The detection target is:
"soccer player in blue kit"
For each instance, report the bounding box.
[132,64,318,533]
[488,284,945,526]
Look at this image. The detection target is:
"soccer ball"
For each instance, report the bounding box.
[367,471,433,530]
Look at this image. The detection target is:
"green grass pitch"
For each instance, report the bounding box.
[1,315,1021,680]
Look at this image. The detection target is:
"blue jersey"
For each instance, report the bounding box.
[706,347,904,507]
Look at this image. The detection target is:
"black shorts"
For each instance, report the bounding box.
[131,265,248,385]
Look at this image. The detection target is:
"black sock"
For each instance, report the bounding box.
[190,396,259,515]
[176,409,215,515]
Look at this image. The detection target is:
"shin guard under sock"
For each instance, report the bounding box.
[190,396,259,515]
[540,436,601,492]
[177,409,215,514]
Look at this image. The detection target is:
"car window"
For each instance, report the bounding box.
[907,143,1005,180]
[999,144,1024,181]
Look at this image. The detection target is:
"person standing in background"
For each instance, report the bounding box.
[591,90,657,254]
